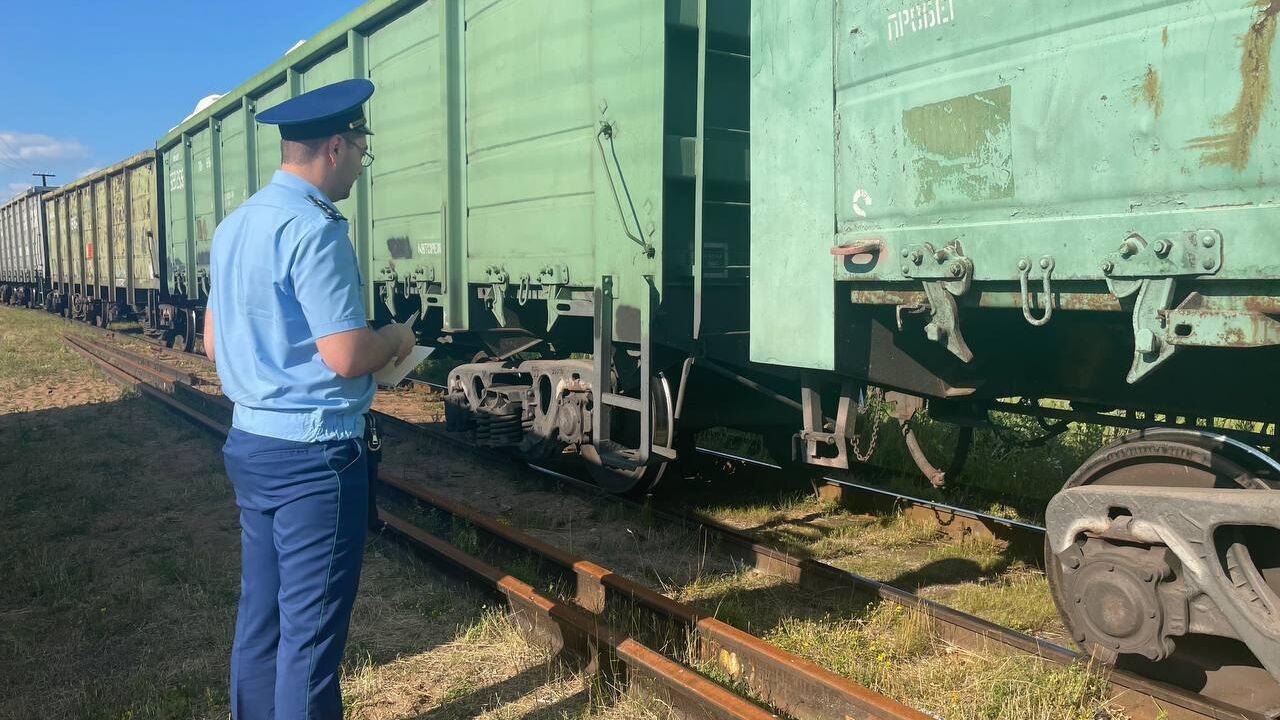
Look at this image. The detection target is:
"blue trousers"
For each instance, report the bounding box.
[223,427,368,720]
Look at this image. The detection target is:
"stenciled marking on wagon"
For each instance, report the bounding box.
[887,0,956,42]
[851,189,872,218]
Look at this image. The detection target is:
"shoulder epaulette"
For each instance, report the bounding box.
[306,194,346,222]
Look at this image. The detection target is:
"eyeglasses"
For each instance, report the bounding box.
[344,137,375,167]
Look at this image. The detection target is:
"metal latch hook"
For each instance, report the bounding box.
[1018,256,1055,327]
[516,274,531,306]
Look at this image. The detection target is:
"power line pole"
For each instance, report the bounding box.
[32,172,55,187]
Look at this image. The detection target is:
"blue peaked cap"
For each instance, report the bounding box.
[257,78,375,140]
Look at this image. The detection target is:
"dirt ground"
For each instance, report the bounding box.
[0,307,677,720]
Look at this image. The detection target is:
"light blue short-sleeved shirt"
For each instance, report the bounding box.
[208,170,372,442]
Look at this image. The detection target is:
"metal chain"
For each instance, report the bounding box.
[849,386,882,462]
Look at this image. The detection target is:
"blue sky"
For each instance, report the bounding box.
[0,0,363,200]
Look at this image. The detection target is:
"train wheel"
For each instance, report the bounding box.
[166,327,196,353]
[1046,428,1280,710]
[165,309,198,353]
[584,375,676,496]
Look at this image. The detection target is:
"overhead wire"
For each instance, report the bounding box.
[0,132,23,167]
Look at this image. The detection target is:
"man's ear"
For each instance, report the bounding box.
[328,136,343,167]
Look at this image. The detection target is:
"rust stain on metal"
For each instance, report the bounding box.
[848,289,1123,312]
[1244,295,1280,313]
[1187,0,1279,170]
[1141,65,1163,118]
[1162,25,1169,46]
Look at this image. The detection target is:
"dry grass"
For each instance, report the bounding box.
[690,471,1066,641]
[929,568,1064,638]
[344,606,687,720]
[703,491,834,530]
[765,604,1122,720]
[663,565,1115,719]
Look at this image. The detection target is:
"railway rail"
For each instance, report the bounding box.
[62,325,1276,719]
[63,331,930,720]
[398,379,1046,554]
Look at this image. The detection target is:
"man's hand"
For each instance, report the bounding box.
[316,323,415,378]
[378,322,415,363]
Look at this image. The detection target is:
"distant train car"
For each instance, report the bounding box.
[0,186,55,308]
[41,151,164,329]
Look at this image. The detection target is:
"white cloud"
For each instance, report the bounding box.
[76,166,100,178]
[7,181,32,199]
[0,131,89,164]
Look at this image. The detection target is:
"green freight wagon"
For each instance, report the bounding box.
[753,0,1280,703]
[0,186,54,308]
[40,151,162,327]
[754,0,1280,423]
[162,0,757,489]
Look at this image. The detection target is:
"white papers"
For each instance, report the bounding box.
[372,313,426,388]
[374,345,435,388]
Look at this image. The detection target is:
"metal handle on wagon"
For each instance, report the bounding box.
[830,238,883,256]
[1018,256,1055,327]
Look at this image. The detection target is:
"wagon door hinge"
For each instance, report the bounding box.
[539,264,571,332]
[379,266,399,316]
[409,266,443,315]
[410,265,436,294]
[485,265,509,327]
[1101,230,1224,383]
[1122,276,1178,384]
[899,240,974,362]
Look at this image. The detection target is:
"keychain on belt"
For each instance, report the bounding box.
[365,412,382,452]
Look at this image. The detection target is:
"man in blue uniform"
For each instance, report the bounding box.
[202,78,414,720]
